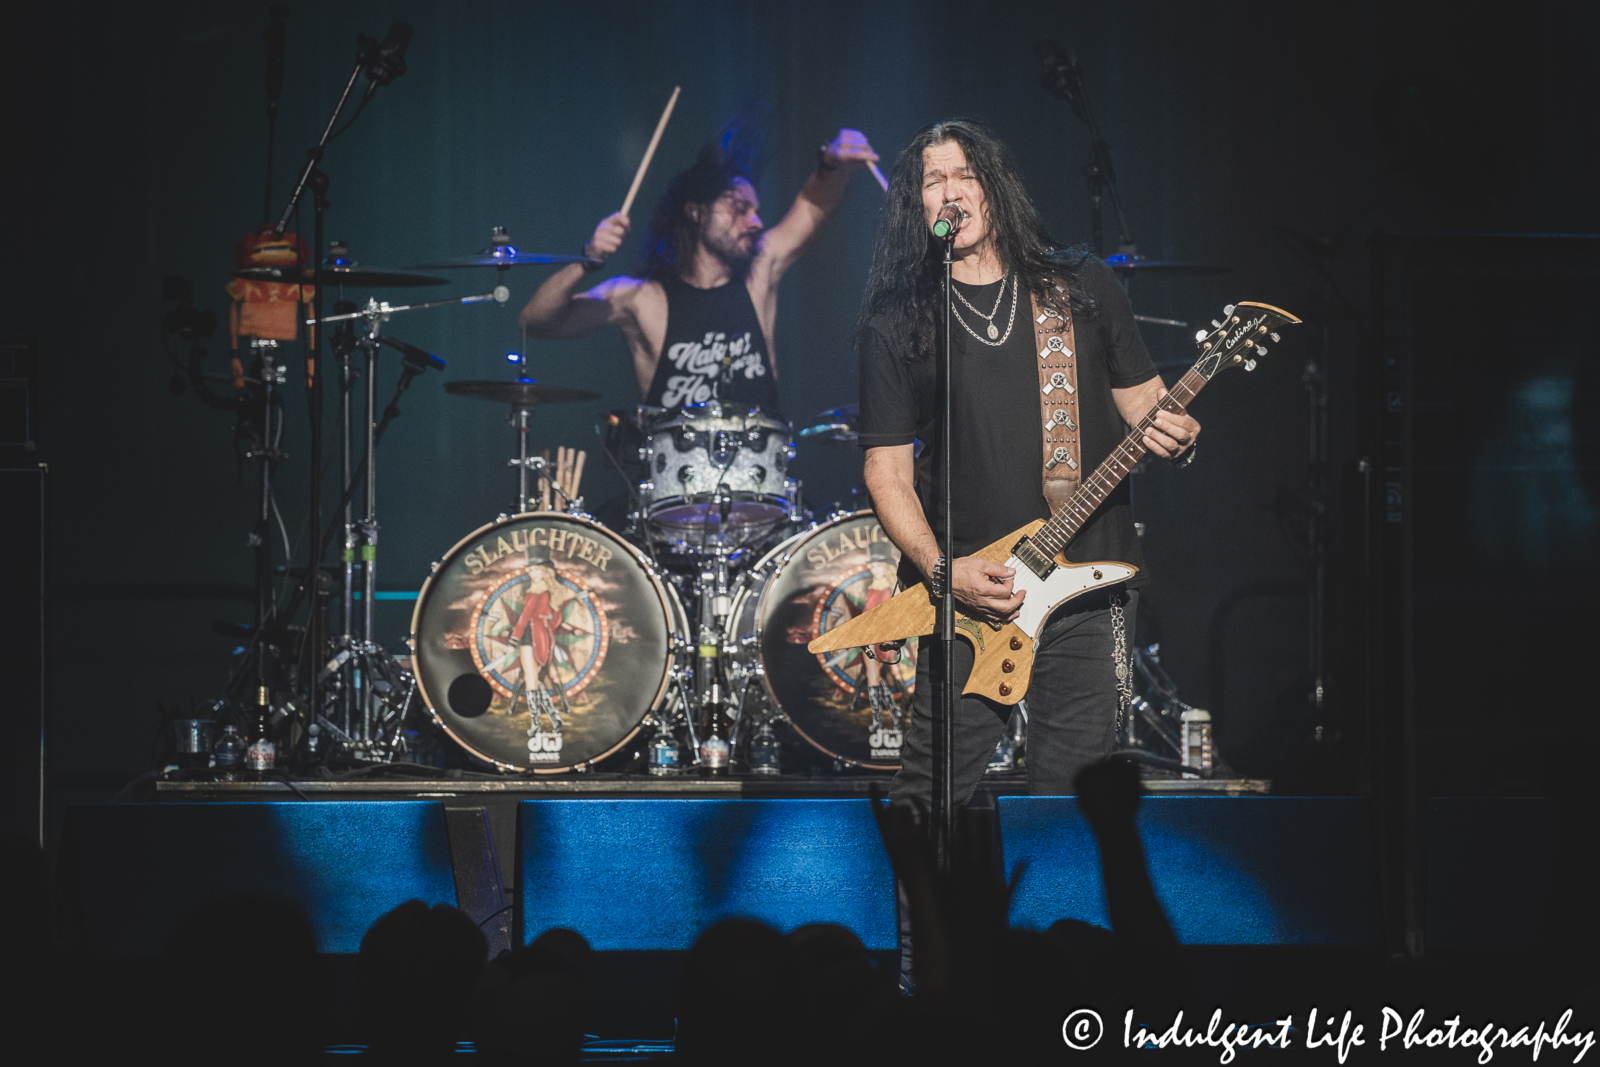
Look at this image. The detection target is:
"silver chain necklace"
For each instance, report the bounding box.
[951,273,1018,345]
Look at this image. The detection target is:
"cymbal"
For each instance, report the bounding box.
[413,250,599,268]
[233,264,448,288]
[411,226,600,269]
[797,403,859,446]
[1105,254,1231,275]
[444,380,601,408]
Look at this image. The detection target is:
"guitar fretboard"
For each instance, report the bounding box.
[1028,367,1206,559]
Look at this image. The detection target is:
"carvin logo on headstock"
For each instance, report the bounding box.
[463,525,614,575]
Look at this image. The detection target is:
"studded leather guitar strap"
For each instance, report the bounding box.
[1033,279,1081,514]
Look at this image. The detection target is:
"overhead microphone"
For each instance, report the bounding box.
[358,22,414,106]
[932,202,967,239]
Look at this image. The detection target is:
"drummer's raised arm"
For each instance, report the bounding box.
[753,129,880,285]
[519,212,636,338]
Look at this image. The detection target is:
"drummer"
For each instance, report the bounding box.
[519,120,879,411]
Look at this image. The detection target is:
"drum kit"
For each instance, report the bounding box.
[245,230,919,778]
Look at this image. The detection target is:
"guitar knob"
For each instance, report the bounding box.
[1002,660,1015,673]
[1009,636,1022,650]
[998,682,1013,697]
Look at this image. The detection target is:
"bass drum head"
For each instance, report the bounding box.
[735,512,918,770]
[411,513,682,773]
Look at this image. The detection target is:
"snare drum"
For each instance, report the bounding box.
[725,511,918,769]
[640,401,797,550]
[411,513,688,772]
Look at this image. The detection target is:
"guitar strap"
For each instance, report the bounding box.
[1032,279,1081,514]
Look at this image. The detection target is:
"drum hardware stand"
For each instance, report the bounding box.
[269,23,411,757]
[241,339,290,733]
[306,295,487,759]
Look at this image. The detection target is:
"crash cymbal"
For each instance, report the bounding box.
[1104,254,1231,275]
[411,225,600,269]
[444,380,601,408]
[797,403,859,446]
[233,264,448,287]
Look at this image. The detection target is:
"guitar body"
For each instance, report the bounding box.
[806,519,1136,705]
[808,301,1299,707]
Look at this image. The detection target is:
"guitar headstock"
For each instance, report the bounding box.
[1190,301,1301,381]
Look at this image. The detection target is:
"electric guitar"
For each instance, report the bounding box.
[808,301,1300,704]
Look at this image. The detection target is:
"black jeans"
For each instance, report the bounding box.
[888,587,1135,990]
[889,587,1136,805]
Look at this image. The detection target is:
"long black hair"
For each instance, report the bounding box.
[640,111,767,282]
[857,118,1096,361]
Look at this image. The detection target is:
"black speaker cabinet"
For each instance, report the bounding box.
[0,465,45,843]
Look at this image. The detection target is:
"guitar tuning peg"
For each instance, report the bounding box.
[1244,359,1257,372]
[1194,329,1208,342]
[1222,304,1235,316]
[1211,319,1222,328]
[1270,332,1281,343]
[1255,345,1268,356]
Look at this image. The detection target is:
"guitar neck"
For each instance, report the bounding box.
[1028,368,1207,559]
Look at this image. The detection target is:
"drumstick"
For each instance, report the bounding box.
[572,450,587,500]
[867,160,889,191]
[541,449,552,511]
[620,86,681,219]
[558,447,572,502]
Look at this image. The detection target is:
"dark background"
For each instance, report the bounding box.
[2,0,1595,839]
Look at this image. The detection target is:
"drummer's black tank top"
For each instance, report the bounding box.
[644,276,781,412]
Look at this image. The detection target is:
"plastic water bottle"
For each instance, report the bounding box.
[648,734,679,776]
[214,725,245,779]
[749,723,780,776]
[1180,709,1213,778]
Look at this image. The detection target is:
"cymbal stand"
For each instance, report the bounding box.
[246,339,288,728]
[308,296,481,758]
[506,407,580,515]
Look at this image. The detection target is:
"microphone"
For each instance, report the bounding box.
[1035,40,1087,117]
[379,334,445,372]
[358,22,414,105]
[932,202,966,239]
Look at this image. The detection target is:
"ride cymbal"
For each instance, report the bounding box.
[444,380,601,408]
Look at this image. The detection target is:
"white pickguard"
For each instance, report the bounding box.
[1007,557,1138,641]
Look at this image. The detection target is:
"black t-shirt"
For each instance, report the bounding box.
[857,257,1157,587]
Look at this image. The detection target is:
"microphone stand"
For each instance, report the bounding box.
[937,233,957,874]
[1038,45,1135,258]
[266,33,393,764]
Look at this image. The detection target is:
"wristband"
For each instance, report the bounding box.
[816,144,840,172]
[581,245,604,273]
[929,556,949,597]
[1169,443,1197,469]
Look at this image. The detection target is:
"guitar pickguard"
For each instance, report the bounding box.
[1008,558,1137,640]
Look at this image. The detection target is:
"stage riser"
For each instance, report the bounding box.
[1002,797,1383,944]
[58,802,457,954]
[517,799,899,950]
[58,797,1555,955]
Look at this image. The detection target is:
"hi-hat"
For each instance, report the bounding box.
[444,380,601,408]
[1105,254,1231,275]
[412,225,600,269]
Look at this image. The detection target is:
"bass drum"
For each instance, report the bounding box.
[411,513,687,773]
[727,511,918,770]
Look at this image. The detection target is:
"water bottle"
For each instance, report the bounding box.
[749,723,780,776]
[648,734,679,776]
[1180,709,1213,778]
[214,725,245,780]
